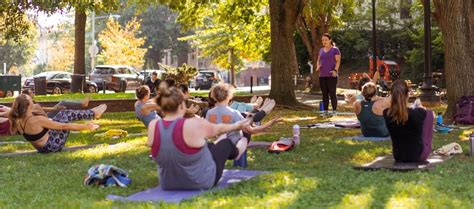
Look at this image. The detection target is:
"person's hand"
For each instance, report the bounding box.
[85,122,100,131]
[269,117,283,125]
[236,117,252,130]
[316,67,320,72]
[331,70,338,77]
[55,105,66,111]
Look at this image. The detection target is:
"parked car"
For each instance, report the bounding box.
[89,65,143,92]
[23,71,98,94]
[139,69,166,81]
[194,70,221,90]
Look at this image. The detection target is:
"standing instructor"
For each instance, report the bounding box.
[316,33,341,116]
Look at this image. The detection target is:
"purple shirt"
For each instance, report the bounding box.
[319,47,341,77]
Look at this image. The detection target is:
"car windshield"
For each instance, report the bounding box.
[33,72,56,79]
[198,72,215,78]
[93,67,115,74]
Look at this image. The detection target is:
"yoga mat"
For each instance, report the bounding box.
[301,120,360,129]
[318,111,354,116]
[0,141,27,145]
[0,143,118,157]
[248,141,272,148]
[107,169,266,203]
[342,135,390,141]
[353,154,453,171]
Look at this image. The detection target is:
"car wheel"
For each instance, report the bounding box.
[53,86,62,94]
[88,85,97,93]
[195,86,200,91]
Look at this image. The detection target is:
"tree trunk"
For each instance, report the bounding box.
[269,0,302,105]
[229,48,236,87]
[433,0,474,122]
[72,10,86,93]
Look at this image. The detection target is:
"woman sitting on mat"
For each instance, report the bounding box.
[135,85,162,127]
[147,87,251,190]
[354,82,389,137]
[383,80,433,163]
[9,94,107,153]
[206,83,279,145]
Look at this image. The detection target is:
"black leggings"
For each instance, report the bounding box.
[320,77,338,111]
[241,111,266,123]
[207,139,239,185]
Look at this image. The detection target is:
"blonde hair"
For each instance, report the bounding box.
[361,82,377,101]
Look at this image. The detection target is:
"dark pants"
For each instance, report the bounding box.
[207,139,239,185]
[320,77,338,111]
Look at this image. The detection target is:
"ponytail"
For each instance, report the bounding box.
[388,80,409,124]
[9,94,30,132]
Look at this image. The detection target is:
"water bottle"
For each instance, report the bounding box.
[293,124,300,145]
[436,112,443,125]
[319,101,324,111]
[470,133,474,157]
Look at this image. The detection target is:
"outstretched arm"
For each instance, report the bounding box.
[37,116,98,131]
[243,117,282,134]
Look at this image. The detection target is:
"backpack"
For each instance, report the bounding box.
[454,96,474,125]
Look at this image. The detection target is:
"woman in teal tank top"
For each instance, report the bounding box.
[354,82,390,137]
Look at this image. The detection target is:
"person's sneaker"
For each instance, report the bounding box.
[331,111,337,116]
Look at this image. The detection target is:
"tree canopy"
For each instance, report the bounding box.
[97,18,146,69]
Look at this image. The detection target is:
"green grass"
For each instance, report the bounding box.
[1,109,474,208]
[0,91,267,103]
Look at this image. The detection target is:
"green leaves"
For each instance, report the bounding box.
[97,18,146,69]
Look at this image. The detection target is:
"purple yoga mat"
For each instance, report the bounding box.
[107,169,266,203]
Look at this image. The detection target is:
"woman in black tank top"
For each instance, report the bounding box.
[9,94,107,153]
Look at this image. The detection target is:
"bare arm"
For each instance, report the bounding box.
[192,117,251,139]
[354,101,361,115]
[141,103,161,115]
[147,119,158,147]
[334,54,341,72]
[316,55,321,72]
[37,116,97,131]
[243,117,282,134]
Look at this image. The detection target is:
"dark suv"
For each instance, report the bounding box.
[194,70,221,90]
[90,65,143,92]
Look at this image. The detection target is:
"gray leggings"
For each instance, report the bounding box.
[47,101,84,118]
[37,109,94,153]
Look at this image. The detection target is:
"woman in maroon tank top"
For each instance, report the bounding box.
[147,88,252,188]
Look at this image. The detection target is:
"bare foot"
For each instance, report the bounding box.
[255,96,264,108]
[82,96,90,108]
[91,104,107,119]
[260,99,276,114]
[250,95,257,104]
[234,137,249,160]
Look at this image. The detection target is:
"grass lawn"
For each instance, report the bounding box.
[0,90,268,103]
[1,108,473,208]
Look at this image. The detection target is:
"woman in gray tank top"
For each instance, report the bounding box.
[147,88,252,190]
[134,86,161,127]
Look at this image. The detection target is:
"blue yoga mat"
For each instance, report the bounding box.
[343,135,391,141]
[107,169,266,203]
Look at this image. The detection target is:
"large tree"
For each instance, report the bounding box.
[268,0,303,105]
[433,0,474,121]
[2,1,119,92]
